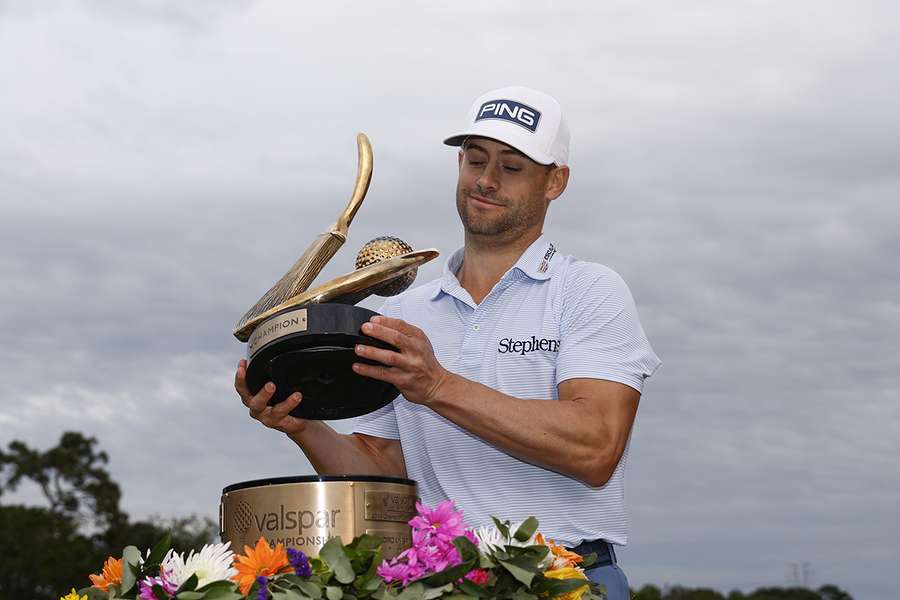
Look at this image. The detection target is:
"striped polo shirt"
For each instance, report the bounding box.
[352,235,660,546]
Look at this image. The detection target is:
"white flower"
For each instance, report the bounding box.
[473,522,540,549]
[473,523,554,570]
[162,542,237,588]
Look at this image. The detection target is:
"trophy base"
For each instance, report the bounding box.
[245,304,399,420]
[220,475,417,559]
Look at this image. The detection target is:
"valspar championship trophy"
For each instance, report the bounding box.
[221,134,435,558]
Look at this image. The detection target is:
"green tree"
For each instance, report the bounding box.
[0,431,125,530]
[0,432,216,600]
[816,585,853,600]
[745,587,824,600]
[633,584,663,600]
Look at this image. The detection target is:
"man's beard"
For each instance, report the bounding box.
[456,185,544,237]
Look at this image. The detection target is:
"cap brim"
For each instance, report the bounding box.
[442,129,555,165]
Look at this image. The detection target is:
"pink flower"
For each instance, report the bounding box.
[377,560,424,585]
[465,569,490,585]
[410,500,467,541]
[138,575,177,600]
[378,500,476,586]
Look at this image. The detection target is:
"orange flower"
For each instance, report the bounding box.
[536,533,584,569]
[89,556,123,591]
[232,537,292,595]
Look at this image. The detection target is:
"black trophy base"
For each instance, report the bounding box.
[245,304,399,420]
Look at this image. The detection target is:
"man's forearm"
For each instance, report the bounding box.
[429,374,639,487]
[286,421,406,478]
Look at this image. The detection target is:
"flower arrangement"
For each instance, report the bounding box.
[62,501,605,600]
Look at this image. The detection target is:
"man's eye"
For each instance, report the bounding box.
[468,160,485,166]
[503,165,521,173]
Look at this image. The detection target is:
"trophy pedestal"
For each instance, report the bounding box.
[245,304,400,420]
[220,475,417,559]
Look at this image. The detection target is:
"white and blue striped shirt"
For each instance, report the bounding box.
[353,235,660,546]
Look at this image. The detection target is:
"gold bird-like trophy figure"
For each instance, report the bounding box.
[233,134,438,420]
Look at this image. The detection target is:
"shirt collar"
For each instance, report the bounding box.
[430,234,561,301]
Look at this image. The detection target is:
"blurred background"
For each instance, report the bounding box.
[1,1,897,598]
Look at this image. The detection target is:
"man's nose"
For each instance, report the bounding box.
[476,162,500,191]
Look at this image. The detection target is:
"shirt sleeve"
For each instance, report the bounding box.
[350,297,402,440]
[556,265,661,393]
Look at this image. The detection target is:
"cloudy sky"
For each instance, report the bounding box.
[2,1,898,598]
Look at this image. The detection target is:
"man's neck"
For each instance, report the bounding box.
[456,229,541,305]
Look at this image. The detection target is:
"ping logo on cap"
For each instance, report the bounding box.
[475,99,541,132]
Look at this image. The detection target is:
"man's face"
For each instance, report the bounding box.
[455,137,559,240]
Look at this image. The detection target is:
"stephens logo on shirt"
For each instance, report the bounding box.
[498,336,560,355]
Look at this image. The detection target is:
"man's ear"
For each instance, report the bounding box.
[458,150,464,169]
[546,165,570,201]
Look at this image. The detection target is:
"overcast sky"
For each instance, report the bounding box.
[1,1,898,598]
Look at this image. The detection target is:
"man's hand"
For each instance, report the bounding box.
[352,316,452,406]
[235,359,308,435]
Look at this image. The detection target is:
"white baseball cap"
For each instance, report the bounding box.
[443,86,570,166]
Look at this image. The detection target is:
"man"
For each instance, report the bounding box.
[235,86,660,599]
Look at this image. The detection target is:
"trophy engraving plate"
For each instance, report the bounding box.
[364,490,417,522]
[248,308,308,358]
[365,529,412,559]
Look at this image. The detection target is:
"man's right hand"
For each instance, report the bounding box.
[235,359,307,435]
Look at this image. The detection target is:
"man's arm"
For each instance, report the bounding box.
[352,317,639,487]
[235,359,406,478]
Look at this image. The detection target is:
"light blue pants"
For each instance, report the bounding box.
[583,561,630,600]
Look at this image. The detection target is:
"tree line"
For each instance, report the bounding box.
[0,433,854,600]
[0,431,215,599]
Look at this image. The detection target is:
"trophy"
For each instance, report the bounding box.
[233,133,438,420]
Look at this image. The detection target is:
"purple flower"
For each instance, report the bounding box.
[287,548,312,577]
[256,575,269,600]
[138,575,177,600]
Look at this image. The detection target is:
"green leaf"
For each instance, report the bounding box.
[477,552,496,569]
[122,545,143,566]
[456,581,490,598]
[490,516,510,540]
[319,537,356,583]
[175,592,205,600]
[320,537,355,584]
[326,586,344,600]
[120,560,139,594]
[146,531,173,566]
[422,583,453,600]
[512,517,539,542]
[193,581,243,600]
[176,573,199,593]
[453,536,480,562]
[153,584,171,600]
[77,587,108,600]
[371,587,387,600]
[498,557,538,587]
[300,580,326,599]
[578,551,598,569]
[195,580,238,593]
[351,534,384,555]
[273,591,307,600]
[394,583,425,600]
[118,545,142,593]
[419,564,470,587]
[531,573,591,597]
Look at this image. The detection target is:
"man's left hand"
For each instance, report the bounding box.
[352,316,451,406]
